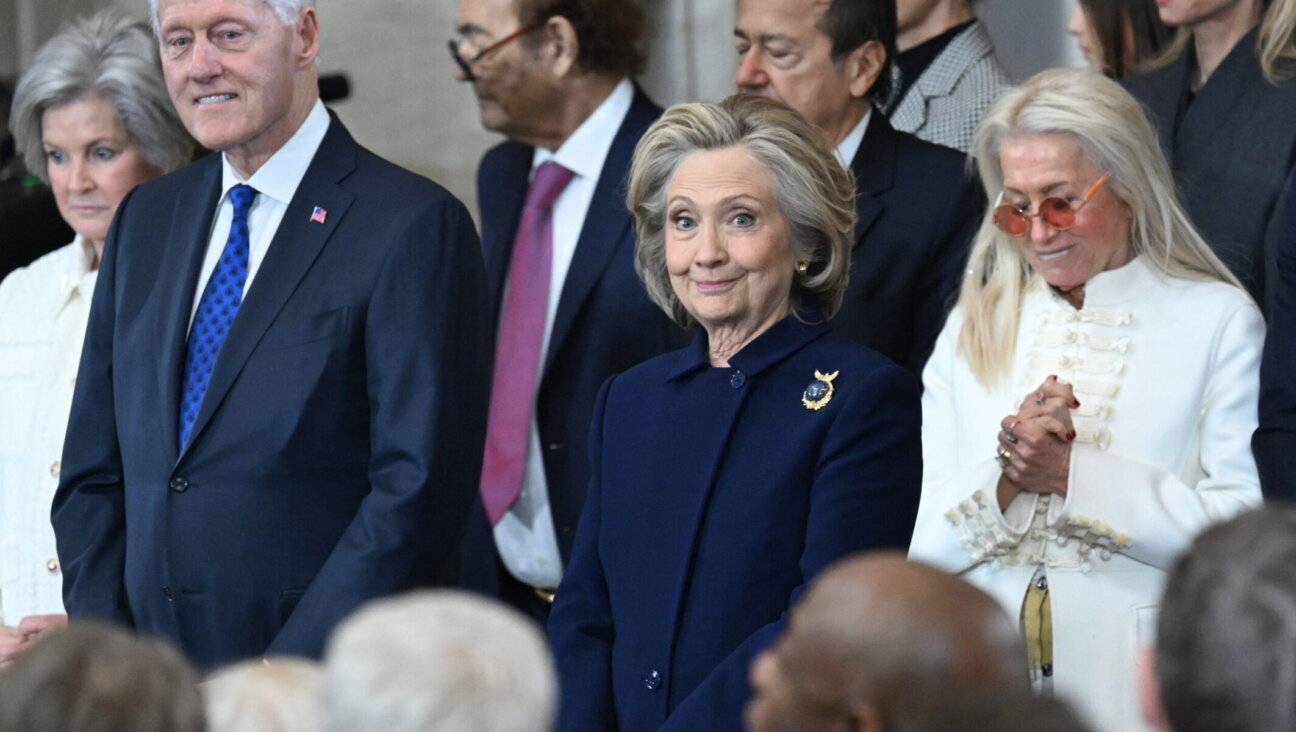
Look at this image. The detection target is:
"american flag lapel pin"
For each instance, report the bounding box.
[310,206,328,224]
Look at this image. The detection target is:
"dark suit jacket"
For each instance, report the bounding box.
[51,113,491,669]
[549,317,922,731]
[829,111,981,374]
[460,86,686,603]
[1124,28,1296,308]
[1254,169,1296,500]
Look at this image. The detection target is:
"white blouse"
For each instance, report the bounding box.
[0,238,97,624]
[910,256,1264,732]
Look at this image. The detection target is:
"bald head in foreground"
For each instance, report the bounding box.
[746,553,1024,732]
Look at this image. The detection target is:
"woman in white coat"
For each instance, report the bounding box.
[0,10,193,665]
[909,68,1263,732]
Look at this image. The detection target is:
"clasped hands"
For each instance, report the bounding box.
[995,375,1077,511]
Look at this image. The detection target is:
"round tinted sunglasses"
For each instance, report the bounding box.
[992,174,1110,236]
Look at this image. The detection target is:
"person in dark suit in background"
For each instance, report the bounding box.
[735,0,981,375]
[51,0,490,669]
[1254,171,1296,500]
[549,94,922,732]
[1123,0,1296,309]
[451,0,685,621]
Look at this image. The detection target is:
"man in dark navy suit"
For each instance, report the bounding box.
[452,0,685,619]
[51,0,490,668]
[735,0,981,373]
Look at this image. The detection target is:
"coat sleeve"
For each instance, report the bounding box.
[912,302,1265,574]
[50,189,135,627]
[266,194,491,658]
[1255,171,1296,500]
[658,360,923,730]
[548,377,619,731]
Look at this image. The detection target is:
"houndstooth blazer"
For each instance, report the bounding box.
[887,20,1011,153]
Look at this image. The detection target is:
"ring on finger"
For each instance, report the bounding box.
[996,447,1013,467]
[1005,419,1020,444]
[1034,391,1046,406]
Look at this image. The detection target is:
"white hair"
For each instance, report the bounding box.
[203,658,323,732]
[323,590,557,732]
[149,0,315,35]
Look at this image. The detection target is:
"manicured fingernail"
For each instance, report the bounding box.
[1067,430,1076,441]
[1071,399,1081,408]
[1048,374,1057,381]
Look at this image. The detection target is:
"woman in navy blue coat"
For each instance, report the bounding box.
[548,94,923,732]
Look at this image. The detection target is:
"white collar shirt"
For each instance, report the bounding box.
[834,107,871,170]
[188,99,330,327]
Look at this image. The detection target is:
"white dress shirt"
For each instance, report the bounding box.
[833,107,870,170]
[493,78,634,590]
[188,100,330,327]
[0,237,98,623]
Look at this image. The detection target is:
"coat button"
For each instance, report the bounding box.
[729,371,746,389]
[162,586,174,601]
[46,557,60,574]
[169,476,189,493]
[49,460,61,479]
[546,442,564,451]
[643,669,661,690]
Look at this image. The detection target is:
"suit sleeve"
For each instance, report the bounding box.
[659,361,923,730]
[50,189,135,626]
[548,377,619,731]
[266,194,491,657]
[1255,172,1296,500]
[907,166,982,373]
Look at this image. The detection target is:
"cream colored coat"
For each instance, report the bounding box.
[0,239,96,624]
[909,257,1263,732]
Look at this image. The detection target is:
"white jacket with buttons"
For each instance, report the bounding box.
[909,256,1263,732]
[0,239,96,624]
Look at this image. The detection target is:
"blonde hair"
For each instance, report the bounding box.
[1150,0,1296,82]
[626,94,855,328]
[203,658,323,732]
[957,68,1239,386]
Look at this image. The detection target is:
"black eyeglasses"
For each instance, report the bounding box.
[448,24,538,82]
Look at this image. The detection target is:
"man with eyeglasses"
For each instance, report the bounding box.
[451,0,685,622]
[735,0,982,375]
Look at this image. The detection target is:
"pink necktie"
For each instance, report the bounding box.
[481,161,575,525]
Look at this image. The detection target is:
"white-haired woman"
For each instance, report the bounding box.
[909,68,1263,732]
[1123,0,1296,307]
[0,10,194,666]
[549,94,922,731]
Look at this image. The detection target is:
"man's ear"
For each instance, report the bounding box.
[294,6,320,69]
[845,40,886,100]
[539,15,580,78]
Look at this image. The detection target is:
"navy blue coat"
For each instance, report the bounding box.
[1254,170,1296,500]
[460,86,686,605]
[549,317,922,731]
[829,111,981,374]
[51,114,491,668]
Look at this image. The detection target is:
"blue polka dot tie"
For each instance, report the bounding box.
[178,184,257,450]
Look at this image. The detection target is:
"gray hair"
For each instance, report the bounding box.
[323,590,557,732]
[0,621,205,732]
[1157,505,1296,732]
[204,658,323,732]
[955,68,1241,385]
[150,0,316,35]
[626,93,855,328]
[9,9,194,184]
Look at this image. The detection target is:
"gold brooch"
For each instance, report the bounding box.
[802,370,839,410]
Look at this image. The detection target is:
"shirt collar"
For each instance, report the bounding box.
[220,99,330,205]
[666,313,832,381]
[833,107,871,170]
[532,78,634,183]
[54,234,98,314]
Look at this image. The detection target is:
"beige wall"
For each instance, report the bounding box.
[4,0,1082,217]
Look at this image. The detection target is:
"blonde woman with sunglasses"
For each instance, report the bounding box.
[909,68,1262,732]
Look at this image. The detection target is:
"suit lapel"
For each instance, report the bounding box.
[178,115,357,460]
[1177,29,1261,156]
[482,145,532,324]
[850,112,896,247]
[158,158,223,462]
[542,87,660,375]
